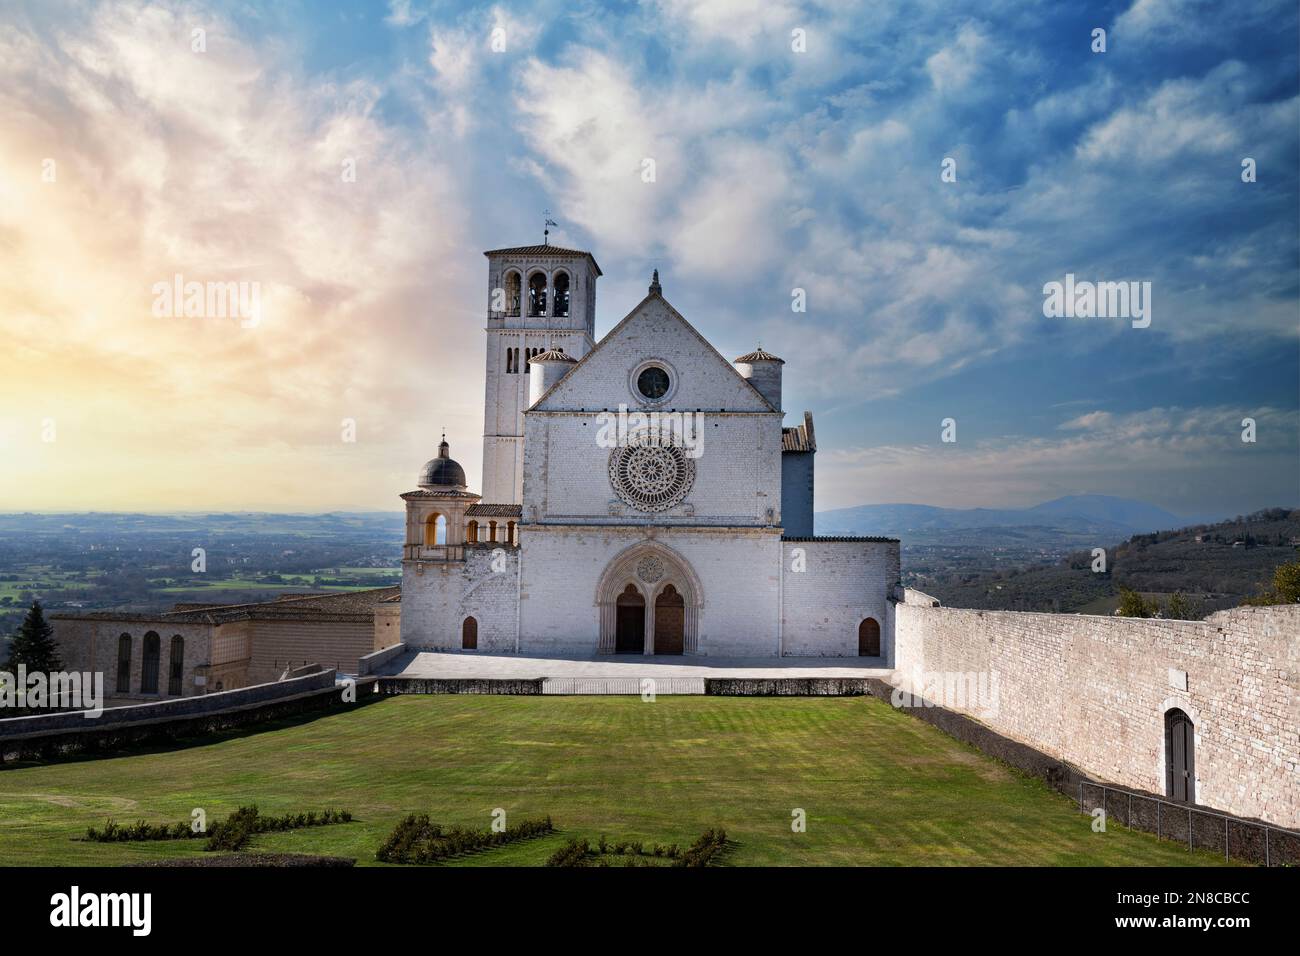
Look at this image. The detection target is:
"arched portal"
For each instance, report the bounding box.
[141,631,161,694]
[462,616,478,650]
[115,633,132,694]
[858,618,881,656]
[654,584,685,655]
[596,542,703,654]
[614,584,645,654]
[168,635,185,696]
[1165,708,1195,803]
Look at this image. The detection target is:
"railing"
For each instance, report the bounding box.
[1077,780,1299,866]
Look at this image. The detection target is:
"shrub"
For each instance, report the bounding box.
[376,814,555,864]
[674,827,728,867]
[85,806,354,848]
[545,838,590,867]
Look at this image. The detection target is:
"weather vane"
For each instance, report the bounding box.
[544,211,557,246]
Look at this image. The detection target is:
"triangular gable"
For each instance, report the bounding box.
[530,293,777,413]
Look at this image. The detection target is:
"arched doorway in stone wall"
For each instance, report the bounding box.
[654,584,685,655]
[596,542,703,655]
[858,618,881,657]
[1165,708,1195,803]
[614,585,645,654]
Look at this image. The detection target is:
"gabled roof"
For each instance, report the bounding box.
[466,503,523,517]
[528,290,779,413]
[51,586,401,626]
[484,244,602,276]
[782,411,817,452]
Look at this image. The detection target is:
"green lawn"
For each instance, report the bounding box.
[0,696,1233,866]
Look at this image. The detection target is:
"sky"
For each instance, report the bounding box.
[0,0,1296,519]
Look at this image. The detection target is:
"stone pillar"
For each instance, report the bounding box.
[643,600,655,656]
[598,604,615,654]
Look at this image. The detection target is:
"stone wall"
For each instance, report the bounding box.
[780,451,814,537]
[523,412,783,526]
[519,525,782,656]
[244,618,378,683]
[400,544,521,652]
[0,671,374,763]
[50,617,218,699]
[780,539,898,659]
[0,669,338,739]
[894,599,1299,828]
[357,642,407,676]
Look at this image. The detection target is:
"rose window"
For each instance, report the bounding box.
[608,439,695,512]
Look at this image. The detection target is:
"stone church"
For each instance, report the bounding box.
[399,243,900,658]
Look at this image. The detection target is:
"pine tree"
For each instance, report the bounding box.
[5,601,63,673]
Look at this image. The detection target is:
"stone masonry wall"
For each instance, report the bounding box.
[50,618,216,700]
[780,540,898,658]
[894,600,1299,828]
[520,526,781,656]
[244,619,378,683]
[400,545,521,652]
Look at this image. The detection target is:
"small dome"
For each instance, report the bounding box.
[734,347,784,364]
[528,348,577,365]
[419,438,467,489]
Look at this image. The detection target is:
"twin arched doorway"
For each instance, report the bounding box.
[598,544,701,655]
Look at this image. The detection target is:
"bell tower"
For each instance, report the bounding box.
[481,242,601,503]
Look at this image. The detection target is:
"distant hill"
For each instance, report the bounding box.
[1023,495,1183,531]
[0,511,405,536]
[927,508,1299,616]
[816,494,1186,548]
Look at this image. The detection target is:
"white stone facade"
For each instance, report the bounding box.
[400,247,897,657]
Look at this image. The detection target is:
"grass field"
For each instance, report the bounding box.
[0,696,1232,866]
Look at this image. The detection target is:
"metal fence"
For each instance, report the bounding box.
[1077,780,1299,867]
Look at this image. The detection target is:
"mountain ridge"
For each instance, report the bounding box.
[816,494,1188,541]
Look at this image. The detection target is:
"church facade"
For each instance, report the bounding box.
[399,244,900,658]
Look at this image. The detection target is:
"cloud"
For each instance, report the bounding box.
[1060,411,1114,431]
[818,406,1298,513]
[0,0,477,510]
[656,0,806,51]
[925,23,989,93]
[385,0,426,28]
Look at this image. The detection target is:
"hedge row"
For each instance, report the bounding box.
[375,814,554,864]
[86,806,353,851]
[546,827,729,867]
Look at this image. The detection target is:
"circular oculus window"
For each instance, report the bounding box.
[635,365,671,401]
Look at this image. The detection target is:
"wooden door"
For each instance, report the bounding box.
[1165,709,1195,803]
[858,618,881,656]
[654,585,685,655]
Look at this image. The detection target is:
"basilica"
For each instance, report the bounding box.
[398,243,900,658]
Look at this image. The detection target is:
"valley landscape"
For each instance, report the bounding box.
[1,495,1293,652]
